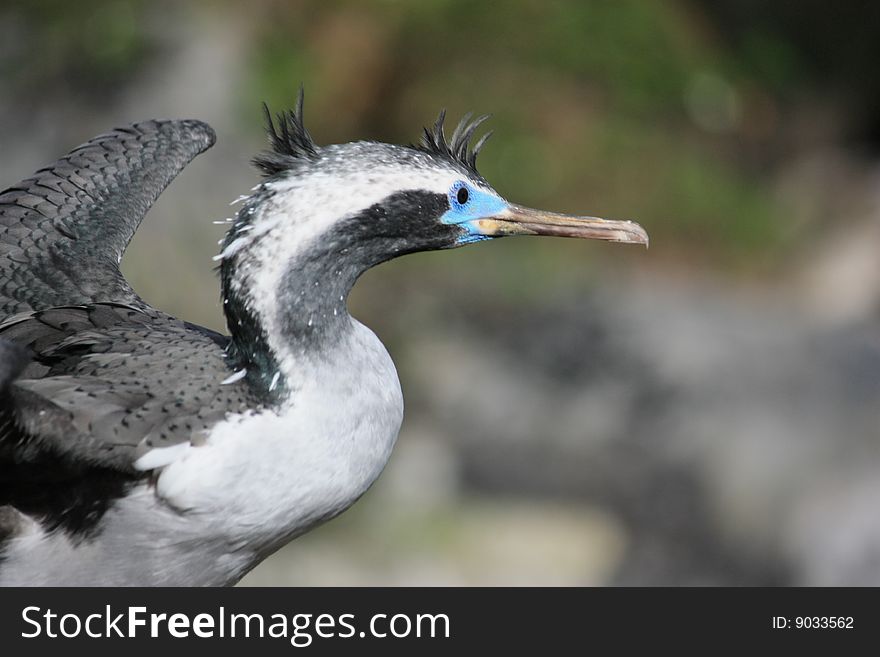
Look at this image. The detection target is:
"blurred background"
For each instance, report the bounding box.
[1,0,879,585]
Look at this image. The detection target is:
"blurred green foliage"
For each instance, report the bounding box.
[1,0,152,98]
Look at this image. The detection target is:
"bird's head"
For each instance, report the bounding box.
[219,89,647,282]
[218,90,648,386]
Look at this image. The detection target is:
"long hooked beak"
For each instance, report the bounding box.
[471,204,649,247]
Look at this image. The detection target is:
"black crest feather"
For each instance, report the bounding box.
[252,89,493,179]
[416,110,493,177]
[253,87,319,176]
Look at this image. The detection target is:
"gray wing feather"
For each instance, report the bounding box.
[0,120,216,316]
[0,339,29,391]
[0,305,252,472]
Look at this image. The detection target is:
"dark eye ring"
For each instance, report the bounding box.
[456,186,469,205]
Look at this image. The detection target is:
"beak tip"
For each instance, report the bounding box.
[619,221,650,248]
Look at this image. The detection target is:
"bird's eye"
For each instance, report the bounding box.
[450,181,471,210]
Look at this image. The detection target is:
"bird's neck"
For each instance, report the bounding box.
[220,219,366,403]
[218,183,451,401]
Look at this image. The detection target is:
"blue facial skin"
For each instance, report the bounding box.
[440,180,508,245]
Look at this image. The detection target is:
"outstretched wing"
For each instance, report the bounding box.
[0,120,237,539]
[0,119,215,317]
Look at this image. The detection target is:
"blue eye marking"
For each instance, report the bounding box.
[441,180,508,243]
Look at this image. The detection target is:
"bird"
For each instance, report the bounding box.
[0,90,648,586]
